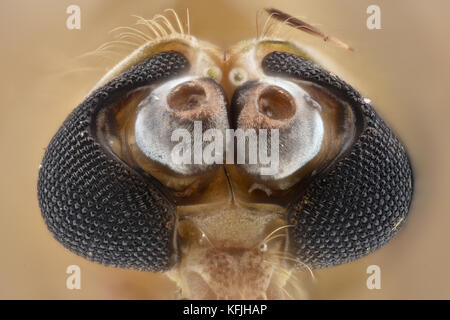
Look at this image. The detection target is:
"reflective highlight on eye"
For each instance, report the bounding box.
[229,77,324,183]
[135,76,229,174]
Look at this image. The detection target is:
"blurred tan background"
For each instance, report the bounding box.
[1,0,449,299]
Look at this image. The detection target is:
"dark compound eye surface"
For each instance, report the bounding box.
[262,51,413,268]
[38,51,190,271]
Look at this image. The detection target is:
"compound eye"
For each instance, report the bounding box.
[259,51,413,269]
[38,51,192,272]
